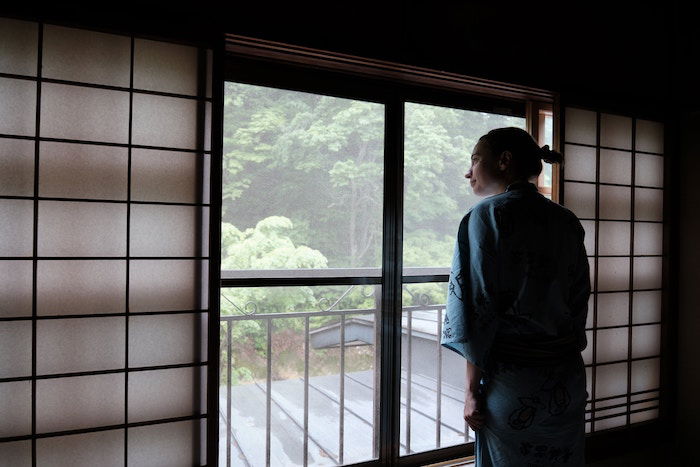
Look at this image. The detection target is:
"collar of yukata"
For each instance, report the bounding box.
[505,180,538,193]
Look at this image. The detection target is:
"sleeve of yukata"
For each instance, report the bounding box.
[440,206,501,370]
[569,219,591,353]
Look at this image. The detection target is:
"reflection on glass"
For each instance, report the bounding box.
[220,285,380,466]
[222,82,385,272]
[403,102,526,268]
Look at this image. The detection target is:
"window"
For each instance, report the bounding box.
[220,34,567,466]
[0,16,669,466]
[562,107,665,432]
[0,17,211,465]
[401,101,526,455]
[220,82,385,466]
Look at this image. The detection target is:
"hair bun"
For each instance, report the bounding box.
[539,144,562,164]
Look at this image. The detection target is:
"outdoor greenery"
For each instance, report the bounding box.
[220,81,528,386]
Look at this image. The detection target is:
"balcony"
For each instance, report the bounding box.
[219,274,473,466]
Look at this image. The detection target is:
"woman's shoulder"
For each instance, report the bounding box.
[467,192,585,236]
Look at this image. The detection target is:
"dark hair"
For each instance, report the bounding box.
[478,127,563,180]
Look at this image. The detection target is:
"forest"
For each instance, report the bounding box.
[219,81,534,385]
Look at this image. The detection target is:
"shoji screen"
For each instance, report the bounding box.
[561,106,664,432]
[0,18,211,466]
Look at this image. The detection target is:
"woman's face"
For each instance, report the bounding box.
[465,139,508,197]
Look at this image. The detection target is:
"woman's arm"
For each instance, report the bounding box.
[464,359,485,431]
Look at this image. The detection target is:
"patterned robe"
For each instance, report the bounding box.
[441,180,591,466]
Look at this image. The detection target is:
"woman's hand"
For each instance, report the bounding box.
[464,389,485,431]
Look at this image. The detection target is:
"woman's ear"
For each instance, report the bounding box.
[499,150,512,171]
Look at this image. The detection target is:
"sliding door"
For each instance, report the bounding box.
[561,106,666,432]
[0,17,212,466]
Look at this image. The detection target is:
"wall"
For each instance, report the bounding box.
[2,2,697,465]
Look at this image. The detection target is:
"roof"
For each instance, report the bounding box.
[220,368,473,466]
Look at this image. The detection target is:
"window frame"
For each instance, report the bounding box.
[214,34,671,466]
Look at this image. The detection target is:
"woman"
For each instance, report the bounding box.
[441,127,591,466]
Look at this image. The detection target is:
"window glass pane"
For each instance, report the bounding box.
[635,153,663,187]
[564,108,596,145]
[36,373,125,433]
[37,201,126,257]
[37,260,125,316]
[0,381,32,437]
[220,285,380,465]
[0,260,32,317]
[633,222,663,255]
[631,391,658,402]
[598,221,630,256]
[0,77,36,136]
[37,317,125,375]
[400,282,470,454]
[563,182,595,219]
[632,324,661,359]
[36,429,124,467]
[0,321,32,378]
[40,83,129,143]
[600,113,632,150]
[635,119,664,154]
[0,199,33,257]
[0,441,31,467]
[39,142,128,200]
[132,93,199,150]
[631,358,660,392]
[222,82,384,272]
[563,144,596,182]
[539,110,553,198]
[129,313,207,367]
[631,407,658,424]
[596,327,628,363]
[580,220,595,255]
[632,291,661,324]
[589,257,596,292]
[0,18,38,76]
[586,295,594,329]
[127,420,205,467]
[634,187,663,221]
[595,362,628,399]
[595,414,626,430]
[597,257,629,291]
[133,39,199,96]
[633,257,662,290]
[0,138,34,196]
[582,330,593,364]
[130,205,208,257]
[403,101,526,268]
[128,366,205,423]
[599,149,631,185]
[204,100,211,152]
[596,292,629,327]
[131,148,209,204]
[129,259,206,312]
[599,185,631,220]
[42,25,130,87]
[585,366,593,403]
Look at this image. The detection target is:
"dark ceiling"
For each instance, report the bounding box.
[2,1,696,113]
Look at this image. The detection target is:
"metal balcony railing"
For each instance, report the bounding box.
[218,275,472,467]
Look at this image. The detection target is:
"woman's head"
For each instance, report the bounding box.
[466,127,563,197]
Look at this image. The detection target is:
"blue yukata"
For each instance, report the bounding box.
[441,180,591,466]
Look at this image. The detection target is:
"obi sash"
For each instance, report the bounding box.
[490,332,580,367]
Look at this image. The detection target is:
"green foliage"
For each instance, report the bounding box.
[219,82,528,386]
